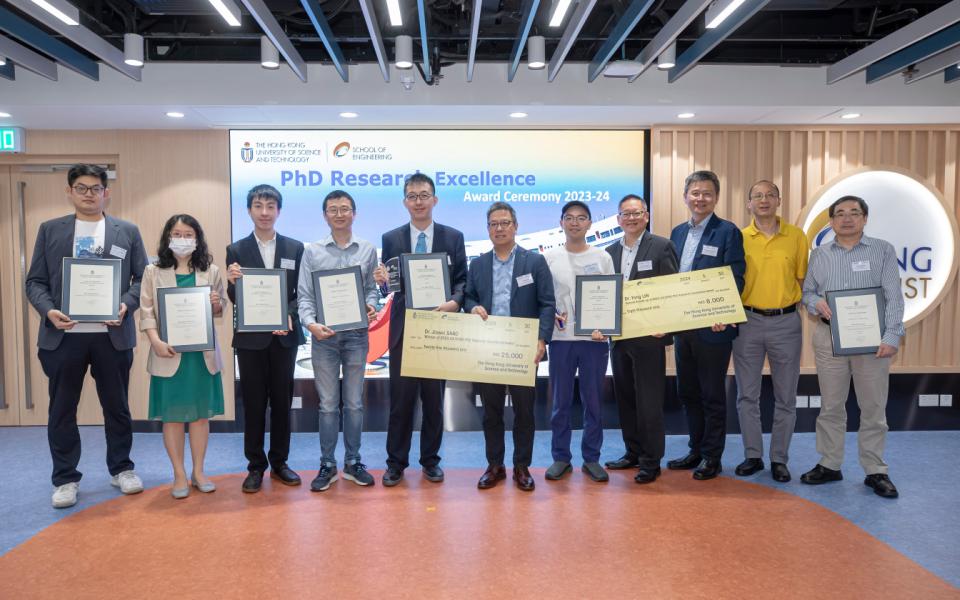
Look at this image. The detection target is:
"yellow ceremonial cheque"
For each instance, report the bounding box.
[400,309,540,387]
[616,266,747,340]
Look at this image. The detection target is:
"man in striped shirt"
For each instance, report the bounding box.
[800,195,905,498]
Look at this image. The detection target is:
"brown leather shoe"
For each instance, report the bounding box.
[477,465,506,489]
[513,466,535,492]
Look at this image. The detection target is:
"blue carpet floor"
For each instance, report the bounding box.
[1,427,957,588]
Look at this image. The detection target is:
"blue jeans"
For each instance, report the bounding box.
[311,330,368,466]
[548,340,608,463]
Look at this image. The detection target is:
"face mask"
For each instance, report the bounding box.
[169,238,197,257]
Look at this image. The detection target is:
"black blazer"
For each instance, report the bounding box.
[606,233,680,347]
[464,245,556,343]
[381,222,467,350]
[226,233,306,349]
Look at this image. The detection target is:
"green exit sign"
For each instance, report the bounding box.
[0,127,25,153]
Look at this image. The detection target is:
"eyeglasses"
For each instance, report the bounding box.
[405,192,434,202]
[487,220,515,230]
[562,215,590,224]
[72,184,105,196]
[325,207,354,216]
[618,211,646,219]
[832,210,864,218]
[687,191,715,200]
[749,192,780,201]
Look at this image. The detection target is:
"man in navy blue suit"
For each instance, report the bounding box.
[667,170,746,480]
[374,173,468,487]
[464,202,555,491]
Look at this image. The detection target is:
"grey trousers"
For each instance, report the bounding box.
[732,310,802,464]
[811,321,890,475]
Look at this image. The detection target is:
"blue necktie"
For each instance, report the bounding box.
[415,231,427,254]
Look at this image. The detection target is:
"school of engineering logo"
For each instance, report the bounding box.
[799,168,960,325]
[333,142,350,158]
[240,142,254,163]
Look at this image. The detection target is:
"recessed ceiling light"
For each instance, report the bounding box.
[677,112,695,119]
[841,112,861,119]
[166,111,185,118]
[0,112,11,118]
[339,112,358,119]
[509,112,528,119]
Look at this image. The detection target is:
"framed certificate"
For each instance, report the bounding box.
[158,286,215,352]
[575,274,622,336]
[826,287,885,356]
[401,252,451,309]
[61,257,121,322]
[235,268,288,332]
[312,266,368,332]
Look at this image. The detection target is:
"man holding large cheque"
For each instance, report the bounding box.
[463,202,555,492]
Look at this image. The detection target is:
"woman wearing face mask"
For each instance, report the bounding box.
[139,214,225,498]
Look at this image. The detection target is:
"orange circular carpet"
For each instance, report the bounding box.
[1,469,955,599]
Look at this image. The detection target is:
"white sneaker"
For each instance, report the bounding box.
[52,482,79,508]
[110,470,144,495]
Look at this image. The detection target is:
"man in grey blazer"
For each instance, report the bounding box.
[604,195,679,484]
[464,202,555,491]
[25,164,149,508]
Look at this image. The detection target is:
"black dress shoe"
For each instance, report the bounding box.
[423,465,444,483]
[478,465,506,489]
[270,465,302,486]
[771,462,791,483]
[513,466,535,492]
[864,474,899,498]
[242,470,263,493]
[605,456,640,470]
[800,464,843,485]
[735,458,764,477]
[382,467,404,487]
[634,467,661,484]
[692,458,722,480]
[667,453,702,470]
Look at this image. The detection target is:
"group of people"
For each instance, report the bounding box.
[26,164,904,509]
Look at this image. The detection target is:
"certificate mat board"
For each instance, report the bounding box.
[401,253,451,309]
[574,274,623,336]
[616,266,746,340]
[400,310,539,387]
[826,287,885,356]
[158,286,215,352]
[236,268,288,332]
[312,265,368,332]
[61,257,121,321]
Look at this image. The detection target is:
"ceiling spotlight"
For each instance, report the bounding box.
[385,0,403,27]
[166,111,185,118]
[123,33,144,67]
[509,112,528,119]
[395,35,413,69]
[339,112,358,119]
[260,35,280,69]
[657,41,676,70]
[29,0,80,26]
[678,112,695,119]
[527,36,545,70]
[549,0,572,27]
[207,0,241,27]
[841,112,861,119]
[0,112,11,118]
[0,56,6,66]
[705,0,746,30]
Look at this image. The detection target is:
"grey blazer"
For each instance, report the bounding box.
[25,213,149,351]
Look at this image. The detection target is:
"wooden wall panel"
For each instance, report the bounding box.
[652,125,960,373]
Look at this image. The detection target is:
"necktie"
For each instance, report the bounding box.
[415,231,427,254]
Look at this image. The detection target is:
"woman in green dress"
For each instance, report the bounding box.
[140,214,225,498]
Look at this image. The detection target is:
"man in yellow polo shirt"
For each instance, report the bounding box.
[732,180,809,483]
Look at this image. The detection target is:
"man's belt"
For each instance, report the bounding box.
[743,304,797,317]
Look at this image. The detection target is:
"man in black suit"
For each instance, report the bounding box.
[604,195,679,484]
[464,202,555,491]
[374,173,467,486]
[226,184,305,493]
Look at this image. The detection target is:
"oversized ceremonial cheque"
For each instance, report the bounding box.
[400,309,540,387]
[616,266,747,339]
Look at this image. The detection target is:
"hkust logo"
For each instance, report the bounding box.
[800,168,959,325]
[333,142,350,158]
[240,142,254,163]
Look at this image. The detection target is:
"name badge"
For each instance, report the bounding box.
[852,260,870,272]
[637,260,653,272]
[701,245,719,257]
[109,245,127,259]
[280,258,296,270]
[516,273,534,287]
[583,263,600,275]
